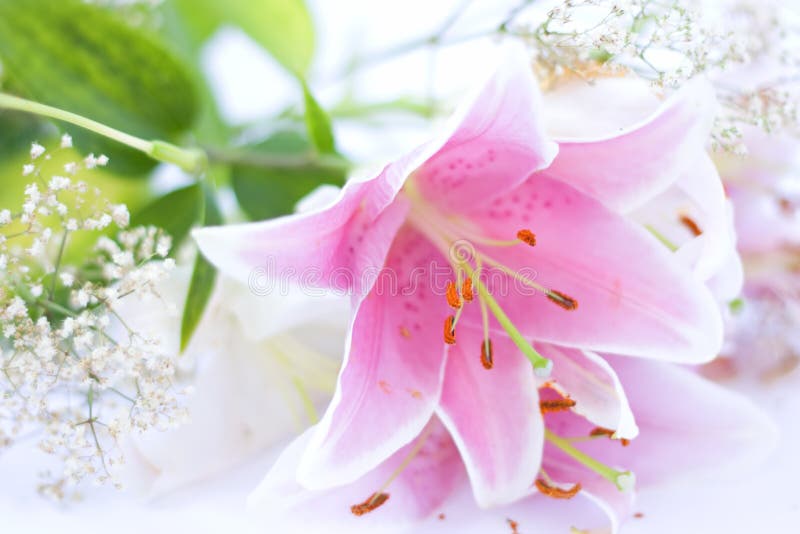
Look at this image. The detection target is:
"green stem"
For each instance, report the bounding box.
[203,146,349,171]
[461,262,552,376]
[49,230,69,300]
[35,297,77,318]
[0,92,207,174]
[545,429,634,491]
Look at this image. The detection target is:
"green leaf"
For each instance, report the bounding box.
[174,0,315,77]
[231,130,346,221]
[302,83,336,155]
[157,1,235,190]
[0,0,199,175]
[180,186,221,352]
[132,184,202,252]
[0,109,52,158]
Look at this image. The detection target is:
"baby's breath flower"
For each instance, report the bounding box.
[517,0,800,151]
[59,273,75,288]
[1,139,183,499]
[30,142,45,159]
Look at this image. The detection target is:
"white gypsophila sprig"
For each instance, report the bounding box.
[516,0,748,86]
[0,139,185,499]
[513,0,800,152]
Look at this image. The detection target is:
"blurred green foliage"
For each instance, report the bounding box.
[0,0,200,175]
[232,130,347,221]
[0,0,352,351]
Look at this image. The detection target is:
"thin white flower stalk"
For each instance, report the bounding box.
[0,138,185,499]
[511,0,800,152]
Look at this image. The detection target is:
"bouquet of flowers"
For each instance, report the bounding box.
[0,1,797,532]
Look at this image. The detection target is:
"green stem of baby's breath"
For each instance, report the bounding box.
[0,92,207,174]
[49,231,69,300]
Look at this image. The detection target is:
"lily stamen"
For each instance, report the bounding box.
[535,477,582,499]
[351,493,390,516]
[546,290,578,311]
[517,229,537,246]
[480,338,494,370]
[545,428,635,492]
[461,261,553,376]
[443,315,456,345]
[446,281,462,309]
[590,426,630,446]
[462,277,474,302]
[352,424,434,517]
[407,205,556,376]
[679,214,703,236]
[539,396,577,414]
[479,253,579,312]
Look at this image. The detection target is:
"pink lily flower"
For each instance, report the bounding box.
[246,356,774,534]
[194,47,728,513]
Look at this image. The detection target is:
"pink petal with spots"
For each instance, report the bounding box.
[413,44,558,215]
[464,175,723,363]
[194,45,557,297]
[542,77,717,212]
[537,343,638,439]
[297,228,451,489]
[193,163,413,299]
[436,326,543,508]
[250,419,465,531]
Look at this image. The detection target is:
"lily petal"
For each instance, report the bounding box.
[543,77,717,212]
[414,484,613,534]
[193,158,413,299]
[436,326,543,508]
[729,183,800,254]
[413,44,558,215]
[297,228,450,489]
[545,357,776,489]
[634,153,739,288]
[250,419,464,531]
[538,343,638,440]
[606,355,778,484]
[541,462,634,534]
[465,174,723,363]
